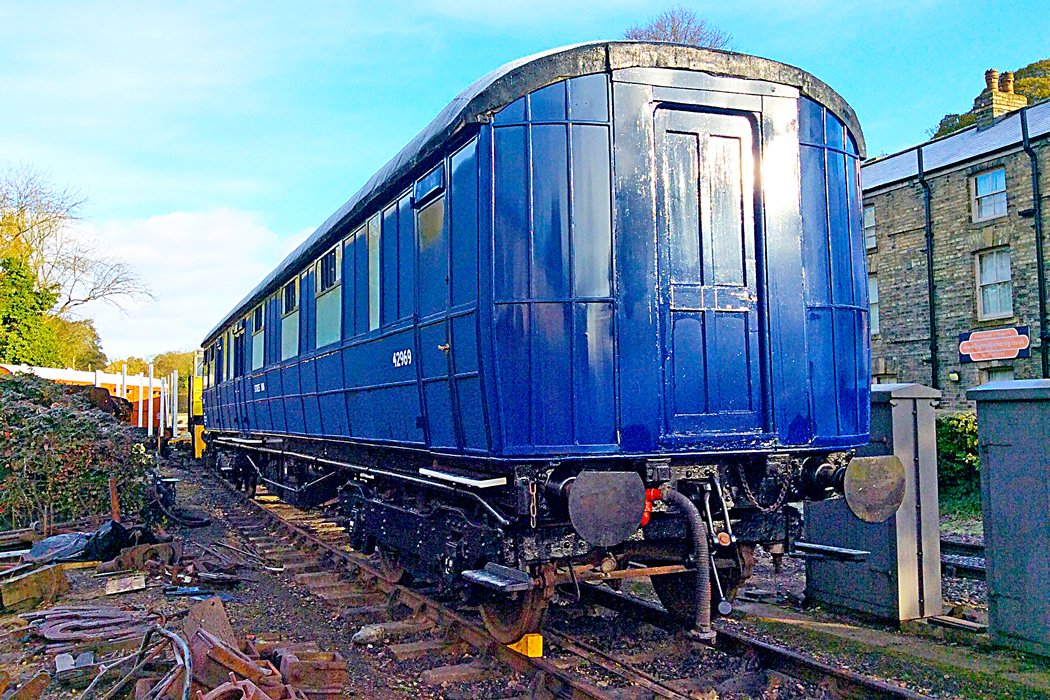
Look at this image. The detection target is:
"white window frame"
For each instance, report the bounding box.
[282,278,298,316]
[971,167,1007,222]
[863,205,876,250]
[316,246,341,295]
[315,246,342,348]
[868,273,880,337]
[975,247,1013,321]
[367,214,381,331]
[983,366,1014,383]
[251,304,265,371]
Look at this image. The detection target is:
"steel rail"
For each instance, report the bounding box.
[575,583,931,700]
[215,480,617,700]
[215,478,931,700]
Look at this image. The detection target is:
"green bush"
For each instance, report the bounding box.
[936,411,981,516]
[0,373,153,529]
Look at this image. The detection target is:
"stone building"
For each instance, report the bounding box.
[862,70,1049,410]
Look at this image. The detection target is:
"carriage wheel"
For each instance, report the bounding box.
[479,587,550,644]
[650,543,755,625]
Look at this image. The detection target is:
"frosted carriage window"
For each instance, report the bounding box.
[281,278,299,360]
[251,305,264,370]
[368,214,381,331]
[316,246,342,348]
[972,168,1006,222]
[976,248,1012,320]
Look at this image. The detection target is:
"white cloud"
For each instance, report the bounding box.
[80,209,308,360]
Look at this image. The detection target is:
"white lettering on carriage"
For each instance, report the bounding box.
[392,349,413,368]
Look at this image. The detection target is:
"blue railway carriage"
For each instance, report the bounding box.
[200,42,894,641]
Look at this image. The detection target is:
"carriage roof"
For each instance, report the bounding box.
[203,40,863,345]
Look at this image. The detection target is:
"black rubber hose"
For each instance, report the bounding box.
[153,500,211,528]
[661,484,714,640]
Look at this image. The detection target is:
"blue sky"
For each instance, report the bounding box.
[1,0,1047,360]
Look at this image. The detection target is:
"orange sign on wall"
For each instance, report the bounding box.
[959,326,1031,363]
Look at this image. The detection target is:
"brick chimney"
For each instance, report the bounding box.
[972,68,1028,128]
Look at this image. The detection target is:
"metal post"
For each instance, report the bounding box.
[160,379,167,440]
[94,370,102,388]
[147,364,154,438]
[137,375,143,428]
[121,364,127,400]
[172,370,179,437]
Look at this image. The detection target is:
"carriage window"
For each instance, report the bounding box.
[398,193,414,318]
[382,203,398,325]
[353,226,368,335]
[226,330,233,380]
[251,305,264,370]
[282,278,300,360]
[417,195,447,316]
[451,140,478,305]
[317,247,340,293]
[316,247,342,348]
[368,214,380,331]
[233,326,246,378]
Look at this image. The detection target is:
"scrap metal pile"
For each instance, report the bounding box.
[12,597,346,700]
[0,373,153,530]
[0,517,347,700]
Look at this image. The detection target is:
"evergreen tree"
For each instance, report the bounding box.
[0,256,60,365]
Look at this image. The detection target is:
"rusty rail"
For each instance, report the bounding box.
[216,479,931,700]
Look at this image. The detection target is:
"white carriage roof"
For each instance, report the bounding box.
[204,41,864,345]
[862,99,1050,191]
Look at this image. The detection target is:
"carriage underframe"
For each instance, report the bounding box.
[206,434,897,642]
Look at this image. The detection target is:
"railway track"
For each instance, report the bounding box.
[205,477,930,700]
[940,538,986,581]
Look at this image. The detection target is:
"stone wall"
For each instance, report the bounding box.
[865,139,1049,411]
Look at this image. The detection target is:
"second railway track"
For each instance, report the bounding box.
[206,476,930,700]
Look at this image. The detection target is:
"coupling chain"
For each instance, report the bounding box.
[529,480,537,529]
[734,461,792,514]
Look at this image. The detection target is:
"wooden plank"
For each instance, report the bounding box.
[388,639,467,661]
[105,574,146,595]
[1,565,68,611]
[421,662,496,685]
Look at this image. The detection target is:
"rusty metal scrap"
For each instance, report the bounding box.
[189,628,281,690]
[197,675,280,700]
[81,625,192,700]
[276,650,347,700]
[24,606,160,644]
[97,544,181,574]
[8,671,50,700]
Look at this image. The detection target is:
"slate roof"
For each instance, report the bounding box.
[862,100,1050,191]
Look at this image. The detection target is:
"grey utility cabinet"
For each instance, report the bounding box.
[805,383,943,621]
[967,379,1050,655]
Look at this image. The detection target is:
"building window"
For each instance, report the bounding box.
[864,205,876,250]
[976,248,1012,320]
[972,167,1007,222]
[316,247,342,348]
[281,279,299,360]
[984,366,1014,383]
[868,274,879,337]
[251,305,264,370]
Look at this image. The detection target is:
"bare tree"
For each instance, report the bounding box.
[624,6,733,50]
[0,164,151,314]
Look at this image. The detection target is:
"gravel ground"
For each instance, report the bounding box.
[0,461,1028,700]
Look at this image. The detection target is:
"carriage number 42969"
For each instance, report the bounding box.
[392,349,413,368]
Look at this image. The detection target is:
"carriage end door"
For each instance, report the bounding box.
[656,108,765,438]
